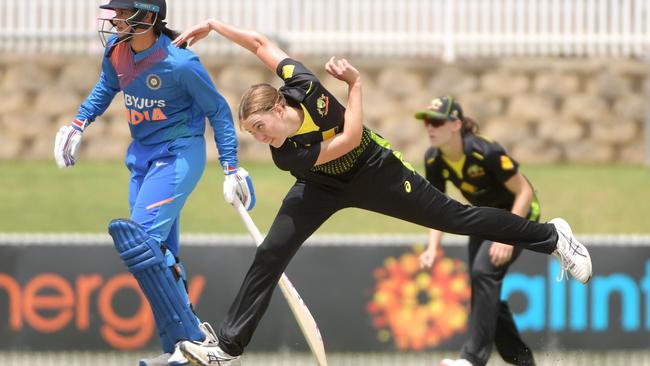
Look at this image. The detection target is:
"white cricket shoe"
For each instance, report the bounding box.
[180,341,241,366]
[439,359,474,366]
[550,218,592,284]
[140,322,219,366]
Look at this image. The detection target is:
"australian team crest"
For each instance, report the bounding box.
[467,164,486,178]
[430,97,444,110]
[146,74,162,90]
[316,94,329,117]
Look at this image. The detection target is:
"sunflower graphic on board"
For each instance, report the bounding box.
[367,245,470,351]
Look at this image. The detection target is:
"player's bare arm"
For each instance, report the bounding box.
[420,229,445,269]
[504,172,534,218]
[316,57,363,165]
[490,172,535,266]
[174,19,288,72]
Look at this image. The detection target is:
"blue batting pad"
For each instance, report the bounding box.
[108,219,203,353]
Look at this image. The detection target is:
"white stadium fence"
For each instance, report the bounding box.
[1,0,650,60]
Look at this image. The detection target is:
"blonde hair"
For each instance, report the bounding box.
[238,83,287,128]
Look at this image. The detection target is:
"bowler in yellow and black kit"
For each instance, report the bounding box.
[218,59,558,357]
[170,20,592,364]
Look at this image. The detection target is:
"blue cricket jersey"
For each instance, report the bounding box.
[75,34,238,168]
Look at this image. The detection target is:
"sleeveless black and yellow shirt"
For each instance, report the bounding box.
[271,58,375,178]
[424,133,540,221]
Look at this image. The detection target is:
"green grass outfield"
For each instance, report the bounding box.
[1,161,648,234]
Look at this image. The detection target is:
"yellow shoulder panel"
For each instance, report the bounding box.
[501,155,515,170]
[282,64,296,79]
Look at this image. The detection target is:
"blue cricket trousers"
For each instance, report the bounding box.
[125,135,206,256]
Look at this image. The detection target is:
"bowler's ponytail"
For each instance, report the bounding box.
[460,116,480,135]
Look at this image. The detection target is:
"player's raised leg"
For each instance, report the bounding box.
[349,152,592,283]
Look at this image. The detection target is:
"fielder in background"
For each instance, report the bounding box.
[416,97,537,366]
[171,19,592,366]
[53,1,254,365]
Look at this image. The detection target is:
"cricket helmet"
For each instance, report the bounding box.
[98,0,166,47]
[100,0,166,20]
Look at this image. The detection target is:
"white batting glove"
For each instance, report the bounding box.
[223,167,256,211]
[54,120,86,168]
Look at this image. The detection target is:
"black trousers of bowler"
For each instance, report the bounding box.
[217,144,557,356]
[460,237,536,366]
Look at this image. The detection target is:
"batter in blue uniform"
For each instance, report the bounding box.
[53,1,255,365]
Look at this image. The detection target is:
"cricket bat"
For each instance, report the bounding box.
[234,200,328,366]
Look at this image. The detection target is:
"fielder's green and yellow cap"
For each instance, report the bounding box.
[414,96,464,121]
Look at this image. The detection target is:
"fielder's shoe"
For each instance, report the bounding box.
[550,218,592,284]
[180,341,241,366]
[140,322,219,366]
[439,359,473,366]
